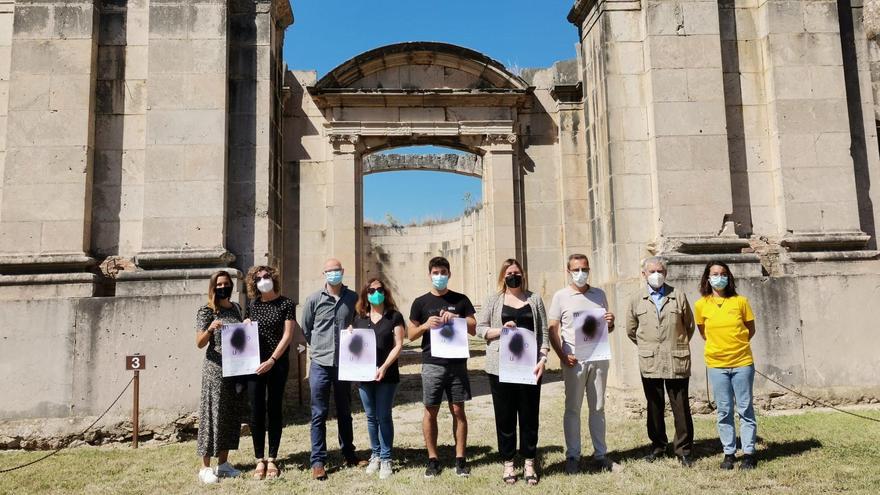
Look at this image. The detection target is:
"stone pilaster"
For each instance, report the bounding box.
[0,0,99,274]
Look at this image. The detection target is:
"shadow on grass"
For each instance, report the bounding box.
[541,436,823,473]
[279,368,565,428]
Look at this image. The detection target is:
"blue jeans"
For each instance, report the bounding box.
[309,362,355,466]
[358,381,398,461]
[708,365,757,455]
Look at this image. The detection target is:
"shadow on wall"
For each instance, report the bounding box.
[226,1,258,272]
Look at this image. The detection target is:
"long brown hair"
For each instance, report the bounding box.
[699,260,739,297]
[496,258,528,294]
[207,270,234,314]
[355,278,398,317]
[245,265,281,299]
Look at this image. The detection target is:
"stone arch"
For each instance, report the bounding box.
[291,42,530,298]
[314,41,529,90]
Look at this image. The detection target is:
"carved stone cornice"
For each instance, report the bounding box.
[329,134,360,146]
[484,133,518,146]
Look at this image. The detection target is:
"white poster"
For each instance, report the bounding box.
[499,327,538,385]
[221,322,261,377]
[339,328,377,382]
[430,317,470,359]
[573,308,611,362]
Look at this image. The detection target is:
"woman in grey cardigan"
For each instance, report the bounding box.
[476,258,550,485]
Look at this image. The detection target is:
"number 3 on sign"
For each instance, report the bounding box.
[126,355,146,370]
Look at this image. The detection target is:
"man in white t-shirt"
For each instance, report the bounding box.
[548,253,617,474]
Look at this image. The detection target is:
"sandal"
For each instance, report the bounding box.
[266,459,280,479]
[524,458,539,486]
[253,459,266,480]
[502,460,517,484]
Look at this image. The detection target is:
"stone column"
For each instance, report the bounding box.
[644,0,737,244]
[482,134,521,271]
[759,0,865,245]
[329,134,361,288]
[0,1,100,276]
[138,0,230,272]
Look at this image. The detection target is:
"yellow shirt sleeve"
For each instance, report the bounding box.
[741,296,755,322]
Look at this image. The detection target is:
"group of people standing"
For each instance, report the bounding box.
[193,253,760,484]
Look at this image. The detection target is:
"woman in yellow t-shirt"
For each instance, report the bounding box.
[694,261,757,471]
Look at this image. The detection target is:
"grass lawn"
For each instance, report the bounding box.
[2,350,879,495]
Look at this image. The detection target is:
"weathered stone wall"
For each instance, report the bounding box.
[569,0,880,398]
[362,206,489,315]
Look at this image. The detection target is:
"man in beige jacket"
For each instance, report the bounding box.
[626,257,696,467]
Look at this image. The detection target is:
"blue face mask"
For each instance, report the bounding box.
[431,274,449,291]
[709,275,729,290]
[325,270,343,286]
[367,290,385,306]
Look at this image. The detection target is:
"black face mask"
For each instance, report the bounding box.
[215,286,233,300]
[504,274,523,289]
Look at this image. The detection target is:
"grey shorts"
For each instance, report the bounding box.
[421,362,472,406]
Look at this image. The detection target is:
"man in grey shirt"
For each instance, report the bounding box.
[300,257,363,480]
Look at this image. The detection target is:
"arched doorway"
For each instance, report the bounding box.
[291,42,530,297]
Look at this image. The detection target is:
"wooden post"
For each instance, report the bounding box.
[132,369,140,449]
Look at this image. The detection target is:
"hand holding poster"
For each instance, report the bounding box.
[339,328,377,382]
[221,322,261,377]
[430,317,470,359]
[499,327,538,385]
[573,308,612,362]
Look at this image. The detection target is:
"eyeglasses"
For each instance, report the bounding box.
[255,274,272,281]
[367,287,386,295]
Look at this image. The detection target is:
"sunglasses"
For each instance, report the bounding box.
[367,287,386,295]
[255,274,272,281]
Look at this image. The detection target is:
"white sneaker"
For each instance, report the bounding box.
[199,467,219,484]
[365,456,381,475]
[215,462,242,478]
[379,460,393,479]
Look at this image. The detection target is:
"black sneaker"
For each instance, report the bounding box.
[678,455,695,467]
[740,454,757,470]
[455,457,471,478]
[643,448,666,463]
[424,458,441,478]
[720,454,736,470]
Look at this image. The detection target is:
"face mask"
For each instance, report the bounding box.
[325,270,343,286]
[647,272,666,290]
[570,269,589,288]
[709,275,728,290]
[432,274,449,291]
[256,278,274,293]
[215,286,233,300]
[504,273,523,289]
[367,291,385,306]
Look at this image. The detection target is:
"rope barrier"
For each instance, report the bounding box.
[0,376,135,474]
[754,368,880,424]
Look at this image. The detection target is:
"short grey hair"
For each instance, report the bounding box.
[641,256,668,272]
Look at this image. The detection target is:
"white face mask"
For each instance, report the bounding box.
[647,272,666,290]
[570,269,589,287]
[256,278,274,294]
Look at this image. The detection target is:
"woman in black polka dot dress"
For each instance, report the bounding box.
[244,265,295,480]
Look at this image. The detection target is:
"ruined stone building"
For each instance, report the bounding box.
[2,0,879,432]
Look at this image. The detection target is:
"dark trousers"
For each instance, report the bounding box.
[246,356,289,459]
[309,361,355,466]
[641,376,694,457]
[488,374,541,460]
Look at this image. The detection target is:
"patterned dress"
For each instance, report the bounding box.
[196,303,246,457]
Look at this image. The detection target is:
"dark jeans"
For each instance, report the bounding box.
[488,374,541,460]
[309,361,355,466]
[641,376,694,457]
[246,356,289,459]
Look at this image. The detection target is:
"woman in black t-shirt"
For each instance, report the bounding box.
[243,265,294,480]
[351,278,405,479]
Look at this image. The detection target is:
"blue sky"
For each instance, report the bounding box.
[283,1,578,224]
